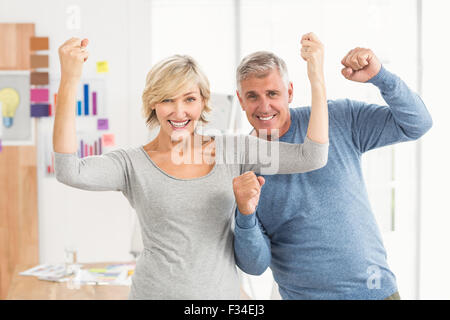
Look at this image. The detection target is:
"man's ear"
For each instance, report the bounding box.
[236,90,246,111]
[288,82,294,103]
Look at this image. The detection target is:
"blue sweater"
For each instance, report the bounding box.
[234,66,433,300]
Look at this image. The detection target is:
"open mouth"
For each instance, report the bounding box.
[256,114,277,121]
[168,119,190,129]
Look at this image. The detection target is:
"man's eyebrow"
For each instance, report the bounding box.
[245,90,279,96]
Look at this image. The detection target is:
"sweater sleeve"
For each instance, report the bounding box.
[234,208,271,276]
[221,134,328,175]
[54,149,129,192]
[349,65,433,153]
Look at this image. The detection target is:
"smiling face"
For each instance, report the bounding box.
[142,54,212,143]
[237,68,293,138]
[153,85,204,140]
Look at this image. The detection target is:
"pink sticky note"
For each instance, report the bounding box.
[30,88,49,102]
[102,133,115,147]
[0,139,2,152]
[97,118,109,130]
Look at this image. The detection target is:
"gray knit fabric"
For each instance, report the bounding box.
[54,134,328,299]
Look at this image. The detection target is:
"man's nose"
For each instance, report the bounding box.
[258,96,271,113]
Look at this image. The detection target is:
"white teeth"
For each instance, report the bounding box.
[258,115,275,121]
[169,120,189,127]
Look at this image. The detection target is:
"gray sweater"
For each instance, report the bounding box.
[54,134,328,299]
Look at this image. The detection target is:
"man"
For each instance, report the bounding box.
[232,33,432,300]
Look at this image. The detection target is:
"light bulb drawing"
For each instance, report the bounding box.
[0,87,20,128]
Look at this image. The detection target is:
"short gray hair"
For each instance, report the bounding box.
[236,51,290,93]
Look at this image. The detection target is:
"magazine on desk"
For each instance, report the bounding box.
[19,263,135,285]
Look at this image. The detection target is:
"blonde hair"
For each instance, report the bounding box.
[142,55,212,129]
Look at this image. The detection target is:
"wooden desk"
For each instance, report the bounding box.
[6,262,131,300]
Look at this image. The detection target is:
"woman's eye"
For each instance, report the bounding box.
[161,99,172,103]
[186,97,196,102]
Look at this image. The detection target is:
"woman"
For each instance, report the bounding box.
[53,36,328,299]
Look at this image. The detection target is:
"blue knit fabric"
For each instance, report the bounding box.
[234,66,433,299]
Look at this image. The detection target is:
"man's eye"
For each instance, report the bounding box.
[268,91,277,97]
[247,95,257,100]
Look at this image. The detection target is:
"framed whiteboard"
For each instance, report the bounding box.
[0,70,35,145]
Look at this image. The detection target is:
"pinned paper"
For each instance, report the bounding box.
[96,61,109,73]
[30,55,49,69]
[30,37,49,51]
[30,72,49,85]
[97,118,109,130]
[102,133,115,147]
[31,88,49,102]
[31,104,50,117]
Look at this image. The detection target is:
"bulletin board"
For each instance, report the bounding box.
[39,75,111,176]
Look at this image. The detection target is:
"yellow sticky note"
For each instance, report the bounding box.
[96,61,109,73]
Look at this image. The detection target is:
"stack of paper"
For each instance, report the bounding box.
[73,264,135,286]
[19,263,135,285]
[19,264,72,282]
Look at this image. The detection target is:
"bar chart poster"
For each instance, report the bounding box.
[38,118,57,177]
[76,132,105,159]
[41,76,110,177]
[49,76,107,118]
[39,119,108,177]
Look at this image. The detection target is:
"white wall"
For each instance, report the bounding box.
[420,0,450,300]
[239,0,421,299]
